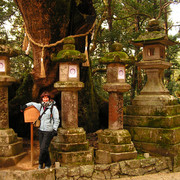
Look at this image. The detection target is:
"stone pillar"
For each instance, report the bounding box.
[125,19,180,171]
[0,86,9,128]
[0,43,26,167]
[50,37,94,166]
[108,92,124,129]
[96,43,137,164]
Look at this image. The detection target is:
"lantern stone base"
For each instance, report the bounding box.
[124,103,180,169]
[131,94,178,106]
[0,129,26,167]
[50,127,94,166]
[96,129,137,164]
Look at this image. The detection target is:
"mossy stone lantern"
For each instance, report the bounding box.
[50,37,94,166]
[52,37,86,128]
[100,42,132,130]
[124,19,180,162]
[0,40,26,167]
[96,43,137,164]
[131,19,176,105]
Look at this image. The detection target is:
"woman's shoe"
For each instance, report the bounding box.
[38,164,43,169]
[45,166,50,169]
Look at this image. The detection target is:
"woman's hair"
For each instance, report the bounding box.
[40,91,51,99]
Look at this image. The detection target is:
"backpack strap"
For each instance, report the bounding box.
[50,104,54,123]
[38,106,48,120]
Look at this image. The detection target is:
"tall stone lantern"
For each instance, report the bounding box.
[50,37,94,166]
[96,43,137,164]
[0,40,26,167]
[124,19,180,170]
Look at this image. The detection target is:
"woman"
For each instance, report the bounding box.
[21,91,60,169]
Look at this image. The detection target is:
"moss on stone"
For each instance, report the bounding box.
[134,31,166,42]
[51,37,86,63]
[63,44,75,50]
[51,49,86,63]
[64,37,75,44]
[100,51,130,65]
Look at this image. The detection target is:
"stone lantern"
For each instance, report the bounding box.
[50,37,94,166]
[125,19,180,170]
[130,19,176,105]
[0,40,26,167]
[96,42,137,164]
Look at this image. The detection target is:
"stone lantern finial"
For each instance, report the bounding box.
[147,18,161,32]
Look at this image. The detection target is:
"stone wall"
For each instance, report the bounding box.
[0,156,172,180]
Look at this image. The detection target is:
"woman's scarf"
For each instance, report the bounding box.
[41,100,53,108]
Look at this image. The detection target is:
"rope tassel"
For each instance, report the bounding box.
[40,47,46,78]
[82,35,90,67]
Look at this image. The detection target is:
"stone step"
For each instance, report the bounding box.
[98,142,136,153]
[0,134,18,144]
[111,150,137,162]
[0,152,26,167]
[98,129,132,145]
[0,140,24,156]
[134,141,180,157]
[50,141,89,152]
[124,114,180,128]
[126,126,180,145]
[53,147,94,165]
[126,104,180,116]
[53,132,86,144]
[52,127,87,143]
[95,149,137,164]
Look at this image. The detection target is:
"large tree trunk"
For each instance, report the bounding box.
[14,0,96,99]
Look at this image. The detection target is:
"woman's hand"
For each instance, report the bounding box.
[20,105,27,112]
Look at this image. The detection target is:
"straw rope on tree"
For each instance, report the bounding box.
[23,20,96,77]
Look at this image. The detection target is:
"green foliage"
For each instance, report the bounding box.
[165,36,180,98]
[79,68,100,132]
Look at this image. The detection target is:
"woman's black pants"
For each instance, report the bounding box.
[38,130,53,167]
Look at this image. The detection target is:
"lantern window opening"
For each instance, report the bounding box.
[147,48,155,56]
[160,47,165,59]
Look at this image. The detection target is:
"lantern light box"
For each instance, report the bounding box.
[0,59,5,72]
[118,66,125,80]
[59,63,79,81]
[69,65,77,78]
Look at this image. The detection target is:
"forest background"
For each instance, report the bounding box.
[0,0,180,138]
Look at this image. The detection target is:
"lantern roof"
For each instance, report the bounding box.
[100,42,134,65]
[0,39,19,57]
[51,37,86,63]
[132,19,176,47]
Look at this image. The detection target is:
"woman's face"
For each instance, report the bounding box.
[42,95,49,102]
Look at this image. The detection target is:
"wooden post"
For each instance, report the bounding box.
[30,123,34,166]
